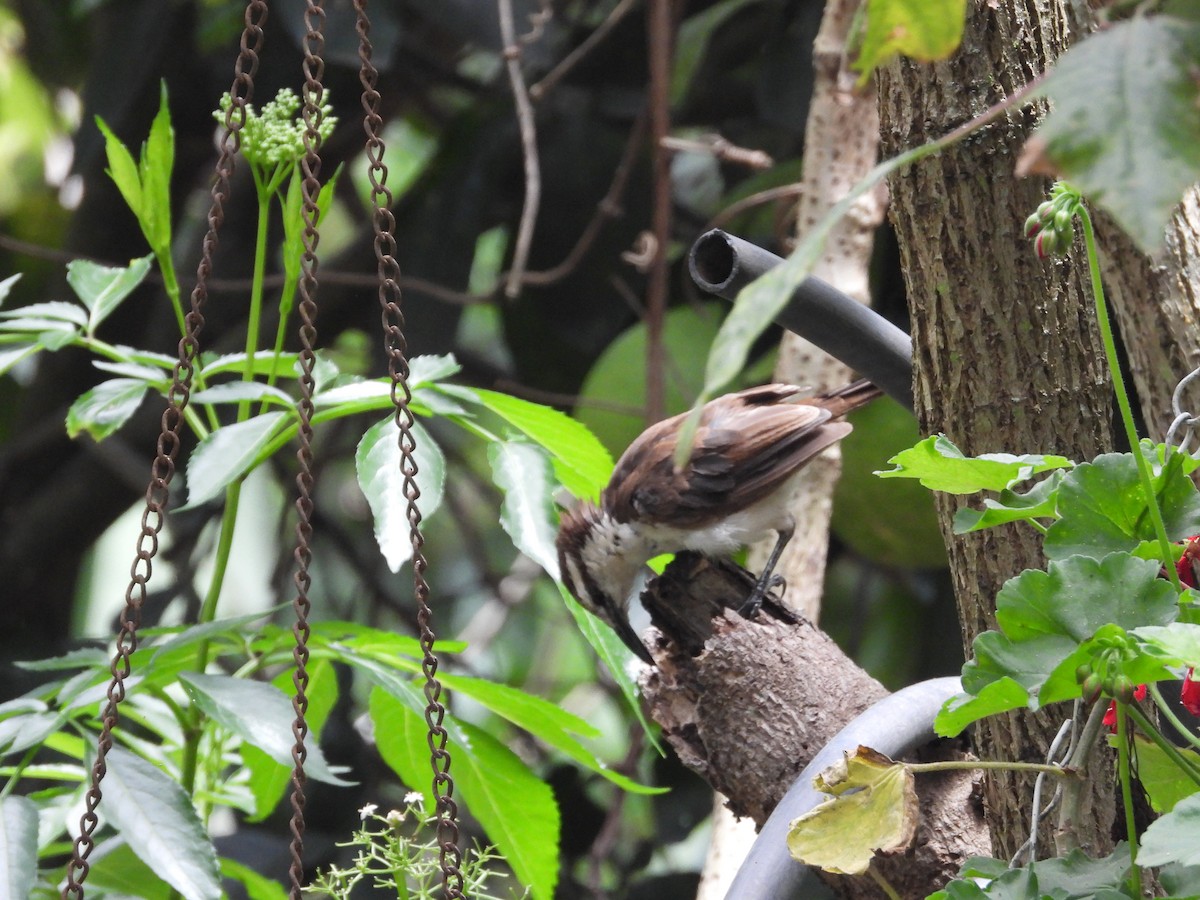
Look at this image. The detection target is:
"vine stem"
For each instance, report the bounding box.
[1077,204,1181,590]
[905,759,1072,777]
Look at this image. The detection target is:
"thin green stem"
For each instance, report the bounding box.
[866,864,903,900]
[154,246,187,337]
[906,759,1071,777]
[1078,205,1181,590]
[240,193,272,421]
[1131,695,1200,786]
[0,745,39,800]
[1115,703,1142,895]
[1148,681,1200,753]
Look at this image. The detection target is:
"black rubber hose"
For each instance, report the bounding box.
[688,229,914,413]
[723,676,963,900]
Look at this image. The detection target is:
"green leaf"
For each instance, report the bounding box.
[1128,734,1200,813]
[142,606,287,676]
[355,415,446,572]
[65,378,150,440]
[438,672,662,795]
[854,0,966,78]
[1139,791,1200,866]
[672,0,765,104]
[472,388,613,502]
[0,301,87,327]
[938,554,1178,734]
[221,858,289,900]
[0,345,40,377]
[488,441,560,578]
[877,435,1073,493]
[92,359,171,383]
[243,659,340,821]
[369,688,560,900]
[1132,623,1200,667]
[178,672,352,786]
[1028,844,1132,898]
[95,114,144,218]
[0,273,21,307]
[66,255,153,335]
[182,411,287,508]
[188,381,294,406]
[198,350,302,379]
[953,472,1064,534]
[104,745,222,900]
[140,81,174,252]
[1034,16,1200,251]
[1044,449,1200,560]
[0,795,38,900]
[408,352,462,388]
[84,842,174,900]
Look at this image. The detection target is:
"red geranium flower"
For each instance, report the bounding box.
[1183,668,1200,717]
[1103,683,1147,732]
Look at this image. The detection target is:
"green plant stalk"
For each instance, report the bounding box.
[866,865,902,900]
[905,759,1071,777]
[261,269,299,415]
[0,745,40,800]
[1056,699,1110,856]
[1132,694,1200,784]
[154,244,187,338]
[1115,703,1142,895]
[1148,681,1200,753]
[239,192,272,422]
[1078,206,1182,590]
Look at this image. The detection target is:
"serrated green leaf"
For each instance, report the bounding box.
[0,344,40,377]
[66,256,153,335]
[188,381,294,406]
[408,352,462,387]
[355,415,445,572]
[84,842,174,900]
[104,746,222,900]
[66,378,150,441]
[853,0,966,78]
[182,412,286,508]
[0,301,87,326]
[198,350,302,379]
[92,359,171,382]
[1034,16,1200,251]
[953,471,1064,534]
[0,795,38,900]
[935,677,1032,738]
[1044,449,1200,559]
[877,435,1073,493]
[178,672,352,786]
[141,81,174,252]
[315,379,391,407]
[369,688,560,900]
[243,659,340,821]
[439,672,662,795]
[1132,623,1200,666]
[1139,791,1200,866]
[472,388,613,501]
[95,115,144,217]
[488,441,560,578]
[0,273,21,307]
[142,606,286,675]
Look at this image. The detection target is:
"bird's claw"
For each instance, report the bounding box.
[738,573,785,618]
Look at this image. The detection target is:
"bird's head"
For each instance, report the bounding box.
[555,502,655,664]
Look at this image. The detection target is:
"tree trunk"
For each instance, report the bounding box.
[877,0,1116,859]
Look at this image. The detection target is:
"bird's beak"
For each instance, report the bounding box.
[610,614,655,666]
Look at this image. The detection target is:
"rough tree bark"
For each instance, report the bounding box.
[877,0,1117,858]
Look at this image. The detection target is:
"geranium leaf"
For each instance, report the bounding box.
[877,435,1073,493]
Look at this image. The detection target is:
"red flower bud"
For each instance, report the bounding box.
[1176,535,1200,589]
[1183,668,1200,717]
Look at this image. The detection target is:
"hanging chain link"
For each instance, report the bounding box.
[58,5,267,898]
[285,1,328,896]
[1164,365,1200,454]
[353,1,465,895]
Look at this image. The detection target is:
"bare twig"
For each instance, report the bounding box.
[530,0,642,102]
[516,111,648,287]
[498,0,542,298]
[661,134,774,170]
[706,184,805,232]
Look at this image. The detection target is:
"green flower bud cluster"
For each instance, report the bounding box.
[1074,632,1141,704]
[214,88,337,169]
[1025,183,1081,259]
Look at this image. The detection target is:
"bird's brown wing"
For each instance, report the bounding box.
[604,384,852,527]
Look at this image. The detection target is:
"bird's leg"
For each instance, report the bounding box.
[739,527,793,617]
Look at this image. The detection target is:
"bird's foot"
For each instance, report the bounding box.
[738,573,786,618]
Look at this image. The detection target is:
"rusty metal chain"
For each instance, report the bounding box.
[58,5,267,898]
[353,1,465,895]
[285,1,328,897]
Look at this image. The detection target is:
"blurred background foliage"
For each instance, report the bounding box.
[0,0,960,895]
